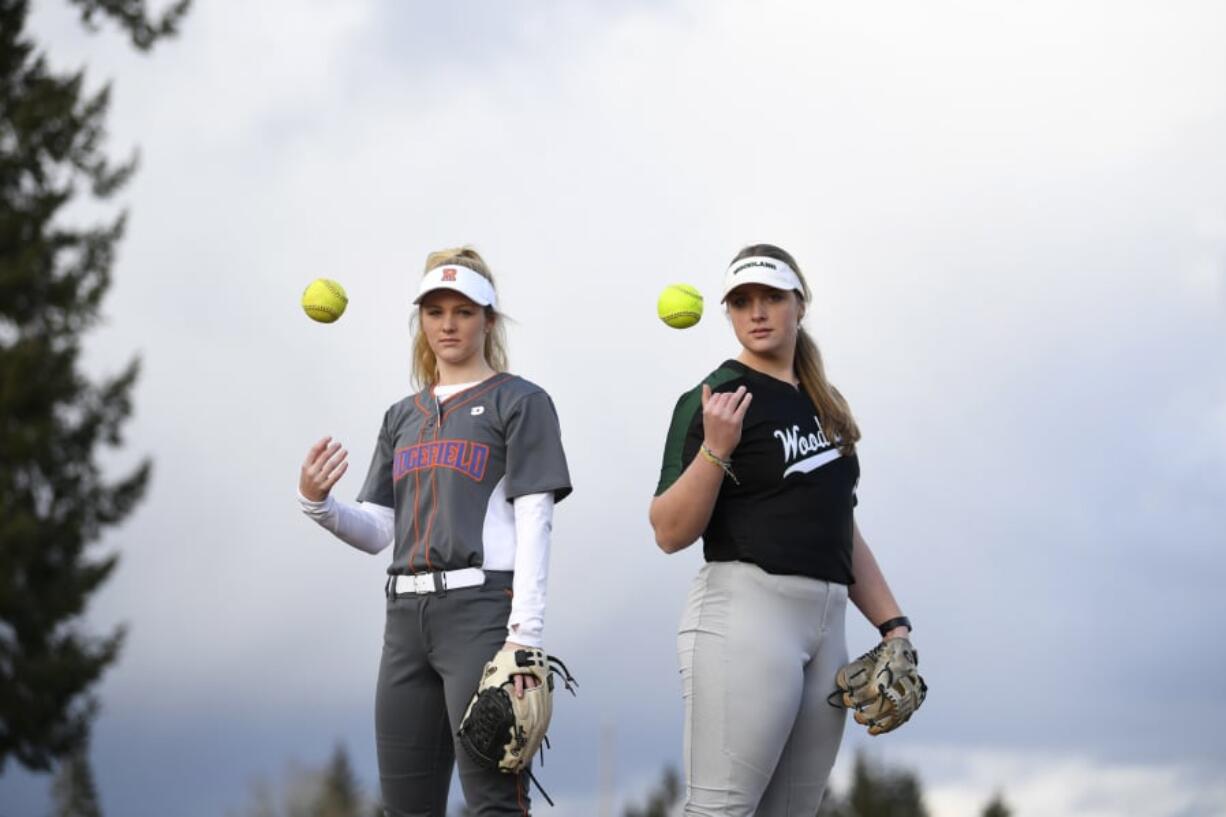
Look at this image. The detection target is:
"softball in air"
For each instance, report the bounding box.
[657,283,703,329]
[301,278,348,323]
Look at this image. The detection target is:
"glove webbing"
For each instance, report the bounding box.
[825,640,919,707]
[457,688,515,767]
[826,639,889,709]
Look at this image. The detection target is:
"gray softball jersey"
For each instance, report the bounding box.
[357,373,572,575]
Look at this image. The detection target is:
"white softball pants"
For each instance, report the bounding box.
[677,560,849,817]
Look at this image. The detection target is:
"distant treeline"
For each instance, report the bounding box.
[620,752,1013,817]
[47,740,1013,816]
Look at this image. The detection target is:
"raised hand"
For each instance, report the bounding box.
[299,436,348,501]
[700,384,752,459]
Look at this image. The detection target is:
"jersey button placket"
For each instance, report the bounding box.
[422,394,442,573]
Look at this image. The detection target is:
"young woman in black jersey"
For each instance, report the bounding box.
[650,244,916,817]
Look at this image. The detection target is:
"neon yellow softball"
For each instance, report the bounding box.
[301,278,348,324]
[657,283,703,329]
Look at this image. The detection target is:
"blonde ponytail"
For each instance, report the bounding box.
[795,328,860,454]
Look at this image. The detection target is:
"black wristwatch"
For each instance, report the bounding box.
[877,616,912,637]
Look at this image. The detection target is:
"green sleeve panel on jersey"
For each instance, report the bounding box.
[654,387,701,497]
[654,364,742,497]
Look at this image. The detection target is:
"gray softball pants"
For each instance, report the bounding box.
[375,571,530,817]
[677,561,849,817]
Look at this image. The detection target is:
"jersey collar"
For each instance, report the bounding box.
[723,359,801,392]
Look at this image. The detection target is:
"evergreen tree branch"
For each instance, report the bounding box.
[67,0,192,51]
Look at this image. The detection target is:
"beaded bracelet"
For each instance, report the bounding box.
[699,444,740,486]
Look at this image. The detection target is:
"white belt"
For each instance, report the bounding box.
[389,567,485,595]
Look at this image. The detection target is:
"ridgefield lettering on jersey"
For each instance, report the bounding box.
[774,416,839,478]
[393,439,489,482]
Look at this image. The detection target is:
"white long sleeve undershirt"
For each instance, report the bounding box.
[507,491,553,647]
[297,492,394,554]
[297,489,554,646]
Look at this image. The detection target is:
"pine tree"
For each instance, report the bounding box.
[981,791,1012,817]
[64,0,191,51]
[623,765,682,817]
[312,743,363,817]
[816,751,929,817]
[49,747,104,817]
[0,0,187,771]
[228,745,380,817]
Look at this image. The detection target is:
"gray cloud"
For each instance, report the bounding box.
[5,1,1226,815]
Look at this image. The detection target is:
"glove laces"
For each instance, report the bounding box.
[523,655,580,807]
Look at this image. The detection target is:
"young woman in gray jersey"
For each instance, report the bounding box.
[297,247,572,817]
[650,244,918,817]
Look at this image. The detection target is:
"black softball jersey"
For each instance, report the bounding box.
[655,360,860,584]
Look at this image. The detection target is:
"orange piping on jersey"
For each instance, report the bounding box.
[422,385,442,573]
[420,375,509,572]
[405,394,433,575]
[423,467,439,572]
[516,773,528,816]
[412,391,431,416]
[441,373,511,421]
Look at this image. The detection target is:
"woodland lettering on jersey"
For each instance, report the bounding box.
[393,439,489,482]
[773,417,839,478]
[773,416,832,462]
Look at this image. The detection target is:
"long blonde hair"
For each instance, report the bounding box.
[410,246,509,388]
[731,244,861,454]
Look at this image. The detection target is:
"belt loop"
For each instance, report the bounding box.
[435,570,447,597]
[384,575,394,599]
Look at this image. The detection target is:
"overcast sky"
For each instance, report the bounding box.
[4,1,1226,816]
